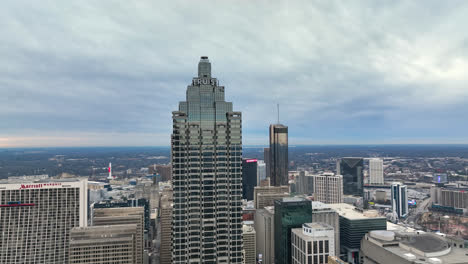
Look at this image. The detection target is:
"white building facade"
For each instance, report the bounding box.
[369,159,384,185]
[291,223,335,264]
[0,179,87,263]
[313,173,343,204]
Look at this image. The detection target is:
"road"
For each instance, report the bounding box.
[406,197,431,226]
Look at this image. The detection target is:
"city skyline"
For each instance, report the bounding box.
[2,1,468,147]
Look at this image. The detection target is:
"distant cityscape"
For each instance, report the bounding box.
[1,57,467,264]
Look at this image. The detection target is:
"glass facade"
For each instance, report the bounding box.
[274,198,312,264]
[269,124,288,186]
[242,159,257,201]
[337,158,364,196]
[171,57,243,263]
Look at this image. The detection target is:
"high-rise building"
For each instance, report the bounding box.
[254,185,289,209]
[149,164,172,182]
[296,171,314,195]
[0,179,87,263]
[337,158,364,197]
[313,173,343,204]
[242,158,258,200]
[391,182,408,219]
[291,223,335,264]
[274,198,312,264]
[255,206,275,264]
[311,202,340,255]
[431,186,468,209]
[327,203,387,264]
[92,207,145,264]
[160,187,173,264]
[257,160,267,186]
[243,225,256,264]
[361,230,468,264]
[269,124,288,186]
[264,148,271,179]
[69,224,139,264]
[171,57,243,263]
[369,159,384,185]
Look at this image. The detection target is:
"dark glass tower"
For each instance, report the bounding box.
[171,57,243,263]
[242,158,257,200]
[269,124,288,186]
[337,158,364,197]
[274,198,312,264]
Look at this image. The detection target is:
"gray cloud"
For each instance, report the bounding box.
[1,0,468,147]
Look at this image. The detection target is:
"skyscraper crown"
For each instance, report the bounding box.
[198,56,211,78]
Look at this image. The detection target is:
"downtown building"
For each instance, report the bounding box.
[369,158,384,185]
[391,182,408,219]
[269,124,288,186]
[69,224,139,264]
[0,179,87,263]
[171,56,243,263]
[337,158,364,197]
[291,223,335,264]
[313,173,343,204]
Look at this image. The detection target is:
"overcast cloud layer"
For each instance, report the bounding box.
[2,1,468,147]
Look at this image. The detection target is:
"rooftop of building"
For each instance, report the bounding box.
[327,203,384,220]
[292,222,334,239]
[366,231,468,263]
[311,201,333,211]
[0,178,84,184]
[242,225,255,234]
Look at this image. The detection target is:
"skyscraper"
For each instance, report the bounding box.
[171,56,243,263]
[242,158,258,200]
[69,224,139,264]
[336,158,364,197]
[274,197,312,264]
[269,124,288,186]
[369,158,384,185]
[391,182,408,219]
[0,179,87,263]
[264,148,271,179]
[92,207,145,264]
[242,225,256,264]
[257,160,267,185]
[313,173,343,204]
[160,187,174,264]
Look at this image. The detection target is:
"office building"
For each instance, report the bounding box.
[0,179,87,263]
[361,230,468,264]
[296,171,314,195]
[265,148,271,179]
[254,185,289,209]
[160,188,173,264]
[369,159,384,185]
[242,158,258,200]
[69,224,139,264]
[257,160,267,186]
[431,186,468,209]
[291,223,335,264]
[328,203,387,264]
[92,207,145,264]
[374,190,387,203]
[313,173,343,204]
[433,173,449,185]
[243,225,256,264]
[311,202,340,255]
[93,198,150,232]
[391,182,408,219]
[171,57,243,263]
[269,124,288,186]
[255,206,275,264]
[337,158,364,197]
[274,198,312,264]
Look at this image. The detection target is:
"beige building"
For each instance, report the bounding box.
[243,225,256,264]
[92,207,144,264]
[255,206,275,264]
[313,173,343,204]
[160,187,173,264]
[69,224,138,264]
[254,185,289,209]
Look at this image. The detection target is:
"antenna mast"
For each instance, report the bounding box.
[277,103,280,124]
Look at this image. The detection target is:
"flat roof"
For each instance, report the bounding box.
[327,203,385,220]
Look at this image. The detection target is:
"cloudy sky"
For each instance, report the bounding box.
[2,1,468,147]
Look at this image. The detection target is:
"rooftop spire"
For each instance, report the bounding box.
[198,56,211,78]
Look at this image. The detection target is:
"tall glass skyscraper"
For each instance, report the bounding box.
[337,158,364,197]
[269,124,288,186]
[171,57,243,263]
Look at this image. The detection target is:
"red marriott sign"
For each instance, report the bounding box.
[19,183,62,190]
